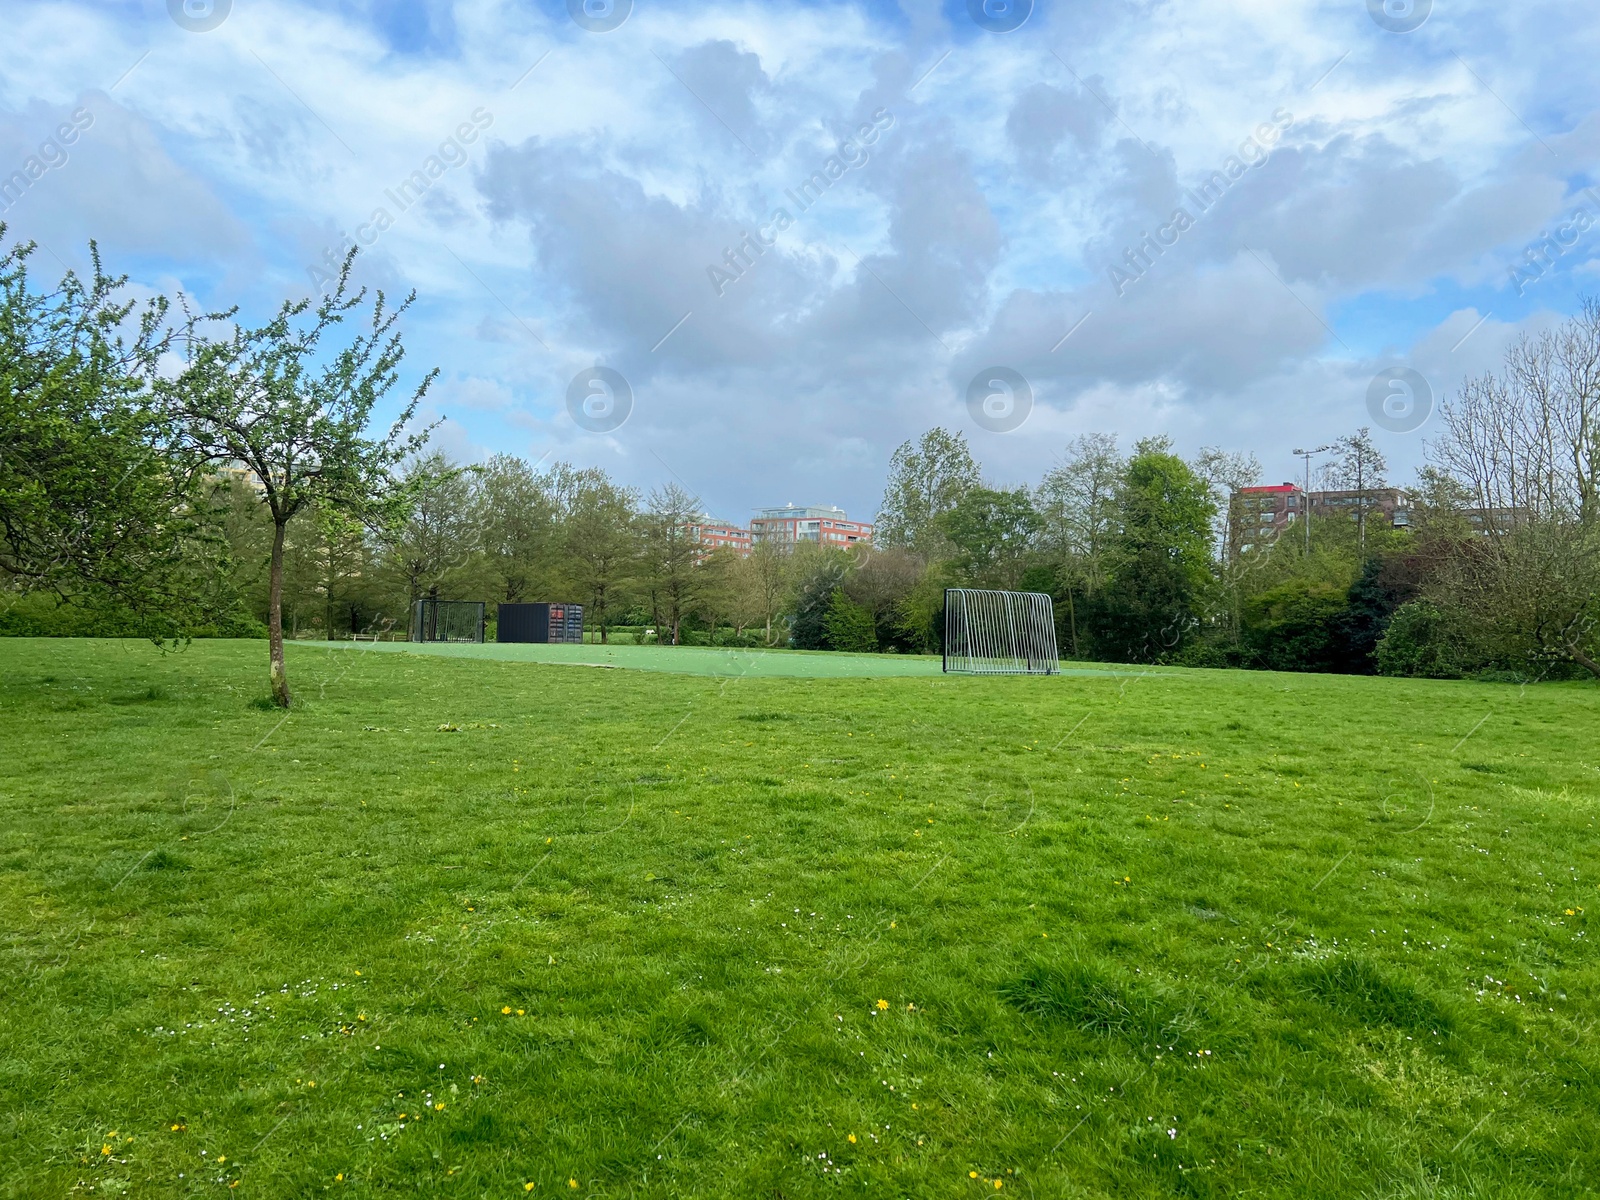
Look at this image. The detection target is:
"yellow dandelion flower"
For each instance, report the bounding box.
[876,999,889,1010]
[517,1009,525,1016]
[217,1156,226,1164]
[569,1179,579,1189]
[970,1171,979,1178]
[503,1006,512,1014]
[171,1124,182,1131]
[101,1145,111,1156]
[336,1174,344,1182]
[994,1180,1003,1190]
[848,1133,857,1143]
[525,1185,536,1193]
[435,1103,445,1111]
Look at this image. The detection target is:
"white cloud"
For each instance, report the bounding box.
[0,0,1592,518]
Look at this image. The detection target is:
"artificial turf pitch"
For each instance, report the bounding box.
[1,637,1596,1197]
[303,640,1144,679]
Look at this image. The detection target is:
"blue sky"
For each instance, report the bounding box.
[2,0,1595,520]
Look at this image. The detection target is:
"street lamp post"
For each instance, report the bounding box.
[1291,444,1332,554]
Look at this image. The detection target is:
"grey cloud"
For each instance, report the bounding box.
[969,253,1333,400]
[661,40,774,157]
[0,92,246,265]
[1006,82,1110,170]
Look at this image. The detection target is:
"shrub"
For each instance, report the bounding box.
[823,588,878,653]
[1242,579,1350,673]
[0,590,266,639]
[1376,600,1461,678]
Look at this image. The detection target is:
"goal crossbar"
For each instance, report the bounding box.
[943,588,1059,675]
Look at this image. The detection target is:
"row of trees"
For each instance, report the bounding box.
[225,459,802,652]
[5,227,1598,693]
[851,306,1600,680]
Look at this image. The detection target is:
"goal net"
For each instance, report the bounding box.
[943,588,1059,675]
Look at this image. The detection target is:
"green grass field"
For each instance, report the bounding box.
[1,639,1596,1198]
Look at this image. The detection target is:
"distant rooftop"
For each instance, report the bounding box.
[752,504,851,520]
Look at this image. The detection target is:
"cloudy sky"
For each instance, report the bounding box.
[2,0,1595,522]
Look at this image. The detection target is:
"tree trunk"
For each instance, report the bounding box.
[1567,641,1600,679]
[268,519,292,708]
[1065,586,1079,657]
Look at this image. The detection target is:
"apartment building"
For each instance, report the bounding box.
[749,504,874,549]
[1230,484,1411,556]
[685,515,753,556]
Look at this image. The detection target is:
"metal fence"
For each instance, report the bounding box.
[410,599,486,644]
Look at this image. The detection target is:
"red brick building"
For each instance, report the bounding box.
[685,515,753,557]
[1231,483,1303,556]
[1230,483,1411,556]
[749,504,873,549]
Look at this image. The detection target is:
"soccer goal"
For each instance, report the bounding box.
[410,599,486,644]
[943,588,1059,675]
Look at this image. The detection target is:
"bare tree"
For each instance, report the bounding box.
[1194,445,1263,561]
[1319,428,1388,555]
[1426,299,1600,677]
[1194,445,1263,644]
[1431,299,1600,527]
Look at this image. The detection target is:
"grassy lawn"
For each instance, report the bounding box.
[1,638,1596,1198]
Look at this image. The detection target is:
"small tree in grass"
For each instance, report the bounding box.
[166,252,436,707]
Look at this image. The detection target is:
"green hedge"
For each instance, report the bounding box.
[0,592,267,639]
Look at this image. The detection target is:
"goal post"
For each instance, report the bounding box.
[942,588,1060,675]
[410,599,486,644]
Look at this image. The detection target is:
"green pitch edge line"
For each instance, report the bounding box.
[288,640,1149,679]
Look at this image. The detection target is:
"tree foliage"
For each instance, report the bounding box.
[875,427,981,554]
[164,252,435,705]
[0,231,221,631]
